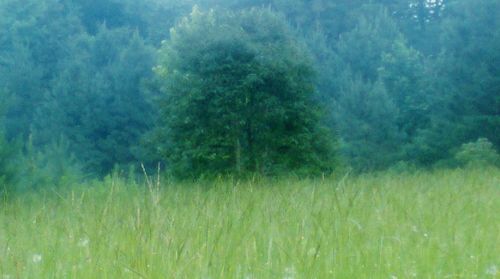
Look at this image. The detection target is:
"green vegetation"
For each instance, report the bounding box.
[0,94,18,196]
[455,138,500,168]
[153,8,336,177]
[1,0,499,182]
[1,1,498,277]
[0,133,18,195]
[0,168,498,278]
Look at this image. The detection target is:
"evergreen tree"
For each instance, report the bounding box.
[379,39,428,142]
[0,91,19,195]
[334,75,403,170]
[332,6,427,170]
[0,0,83,139]
[0,133,17,195]
[383,0,445,54]
[35,26,156,174]
[413,0,500,165]
[334,6,401,81]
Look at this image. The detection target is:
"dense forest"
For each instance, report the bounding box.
[1,0,499,189]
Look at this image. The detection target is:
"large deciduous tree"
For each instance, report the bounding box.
[153,7,337,177]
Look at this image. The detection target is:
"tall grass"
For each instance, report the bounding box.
[0,168,499,278]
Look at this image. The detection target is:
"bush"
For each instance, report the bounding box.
[454,138,499,167]
[388,161,418,174]
[17,137,83,191]
[1,135,84,195]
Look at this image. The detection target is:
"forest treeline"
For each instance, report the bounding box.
[1,0,499,187]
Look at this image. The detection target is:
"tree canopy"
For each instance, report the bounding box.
[152,7,337,177]
[0,0,498,184]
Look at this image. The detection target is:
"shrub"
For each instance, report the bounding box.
[454,138,499,167]
[18,137,83,191]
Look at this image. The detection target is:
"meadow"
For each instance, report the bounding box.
[0,168,498,278]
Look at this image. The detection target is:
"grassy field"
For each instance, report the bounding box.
[0,168,499,278]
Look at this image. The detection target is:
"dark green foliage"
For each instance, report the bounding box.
[70,0,188,45]
[330,6,427,170]
[35,26,156,174]
[379,40,429,139]
[411,0,500,166]
[454,138,499,168]
[0,91,19,195]
[334,77,403,170]
[0,136,83,194]
[334,6,401,81]
[71,0,129,34]
[1,91,82,194]
[0,0,83,139]
[0,133,18,196]
[442,0,500,149]
[17,137,83,190]
[0,0,498,179]
[153,7,337,178]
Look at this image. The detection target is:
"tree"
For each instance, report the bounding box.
[0,0,83,140]
[379,39,428,141]
[334,6,401,82]
[440,0,500,149]
[331,5,427,170]
[0,133,18,196]
[35,26,156,174]
[71,0,129,34]
[333,75,403,170]
[383,0,445,54]
[0,91,19,195]
[153,7,337,177]
[412,0,500,165]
